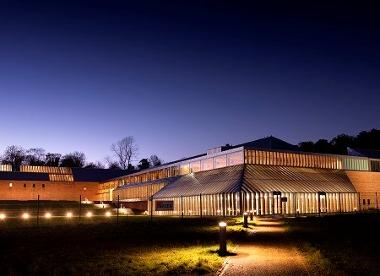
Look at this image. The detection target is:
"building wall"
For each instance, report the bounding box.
[346,171,380,210]
[150,192,358,216]
[0,180,101,201]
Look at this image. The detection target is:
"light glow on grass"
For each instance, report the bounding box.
[45,212,52,219]
[0,213,5,220]
[66,212,73,218]
[105,211,111,217]
[86,211,93,218]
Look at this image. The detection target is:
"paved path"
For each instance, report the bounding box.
[219,219,310,276]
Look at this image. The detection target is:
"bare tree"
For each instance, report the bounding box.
[110,136,138,170]
[1,145,26,171]
[84,161,105,169]
[60,151,86,167]
[149,154,162,167]
[25,148,46,165]
[45,153,61,166]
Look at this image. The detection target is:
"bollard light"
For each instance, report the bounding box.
[105,211,111,217]
[243,212,248,228]
[66,212,73,218]
[22,213,30,220]
[249,210,253,221]
[45,212,52,219]
[219,221,227,255]
[86,211,93,218]
[0,213,5,220]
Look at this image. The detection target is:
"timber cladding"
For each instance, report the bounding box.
[346,171,380,193]
[0,180,101,201]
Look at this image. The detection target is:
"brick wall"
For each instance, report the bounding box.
[0,180,101,201]
[346,171,380,210]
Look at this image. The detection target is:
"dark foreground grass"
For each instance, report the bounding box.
[286,213,380,275]
[0,216,243,275]
[1,208,379,275]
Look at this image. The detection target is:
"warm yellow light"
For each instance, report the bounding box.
[44,212,52,219]
[243,212,248,215]
[0,213,6,220]
[86,211,93,218]
[22,213,30,220]
[219,221,227,227]
[105,211,111,217]
[66,212,73,218]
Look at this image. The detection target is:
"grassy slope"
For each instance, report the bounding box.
[286,214,380,275]
[0,216,239,275]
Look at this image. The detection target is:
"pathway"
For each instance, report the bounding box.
[219,218,310,276]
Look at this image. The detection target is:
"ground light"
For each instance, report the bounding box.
[66,212,73,218]
[219,221,227,255]
[0,213,5,220]
[22,213,30,220]
[105,211,111,217]
[243,212,248,228]
[249,210,254,220]
[86,211,93,218]
[45,212,52,219]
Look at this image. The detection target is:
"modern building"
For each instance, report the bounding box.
[0,165,126,201]
[101,136,380,216]
[1,136,379,216]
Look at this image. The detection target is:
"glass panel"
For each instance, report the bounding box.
[180,163,190,175]
[190,161,201,173]
[214,155,227,169]
[227,151,244,166]
[201,158,214,171]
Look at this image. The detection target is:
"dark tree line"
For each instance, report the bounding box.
[299,129,380,155]
[0,136,162,172]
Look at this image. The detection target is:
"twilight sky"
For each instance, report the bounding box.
[0,0,379,164]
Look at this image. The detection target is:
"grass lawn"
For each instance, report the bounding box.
[0,201,379,275]
[0,215,241,275]
[286,213,380,275]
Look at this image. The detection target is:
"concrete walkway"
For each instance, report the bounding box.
[219,219,310,276]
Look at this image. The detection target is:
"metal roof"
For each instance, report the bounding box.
[153,165,244,198]
[71,168,127,182]
[153,164,356,198]
[0,171,50,181]
[242,165,356,193]
[114,176,180,191]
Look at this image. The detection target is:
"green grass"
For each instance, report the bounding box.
[286,214,380,275]
[1,202,379,275]
[0,215,240,275]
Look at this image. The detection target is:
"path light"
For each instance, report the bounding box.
[22,213,30,220]
[105,211,111,217]
[44,212,52,219]
[219,222,227,255]
[86,211,93,218]
[0,213,5,220]
[243,212,248,228]
[66,212,73,218]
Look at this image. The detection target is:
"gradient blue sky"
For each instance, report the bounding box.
[0,1,379,164]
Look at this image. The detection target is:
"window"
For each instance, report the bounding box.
[367,199,370,205]
[214,155,227,169]
[180,163,190,175]
[201,158,213,171]
[227,151,244,166]
[24,184,26,188]
[363,199,366,205]
[42,184,45,188]
[33,184,35,188]
[190,161,201,173]
[9,183,13,188]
